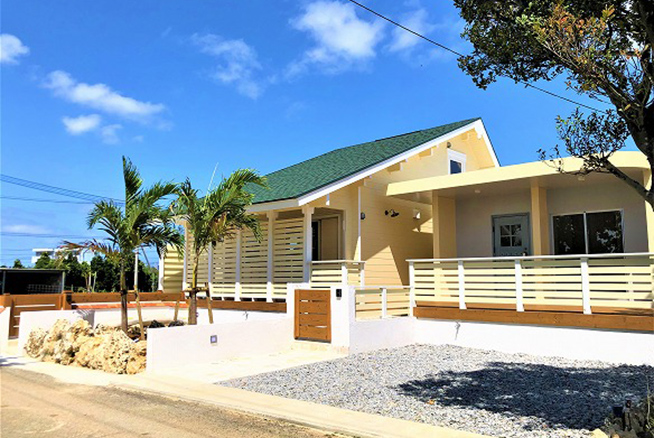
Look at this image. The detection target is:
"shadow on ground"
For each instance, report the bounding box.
[396,361,653,430]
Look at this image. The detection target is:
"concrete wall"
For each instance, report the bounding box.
[349,317,415,354]
[0,307,11,354]
[146,316,293,372]
[16,307,287,354]
[414,318,654,366]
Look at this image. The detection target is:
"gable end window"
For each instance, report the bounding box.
[552,210,624,255]
[448,150,466,175]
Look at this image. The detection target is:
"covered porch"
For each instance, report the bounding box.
[162,204,366,301]
[389,153,654,330]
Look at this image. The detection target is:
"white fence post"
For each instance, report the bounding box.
[359,262,365,287]
[408,261,416,316]
[458,260,467,310]
[515,259,524,312]
[381,287,388,319]
[581,257,591,314]
[341,262,348,286]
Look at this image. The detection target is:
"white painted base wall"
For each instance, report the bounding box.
[146,316,293,372]
[17,308,288,354]
[348,317,415,354]
[0,308,11,354]
[414,319,654,366]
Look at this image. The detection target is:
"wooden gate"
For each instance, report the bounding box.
[3,294,64,337]
[294,289,331,342]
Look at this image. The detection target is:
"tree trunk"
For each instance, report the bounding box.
[188,289,198,325]
[119,263,128,334]
[134,249,145,340]
[187,255,200,325]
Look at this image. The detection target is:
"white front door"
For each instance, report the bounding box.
[492,214,531,256]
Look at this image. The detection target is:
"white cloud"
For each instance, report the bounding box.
[288,1,385,76]
[43,71,165,122]
[101,124,122,144]
[191,34,264,99]
[388,8,434,53]
[0,34,29,64]
[3,224,49,234]
[62,114,102,135]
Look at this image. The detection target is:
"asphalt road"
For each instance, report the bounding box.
[0,366,342,438]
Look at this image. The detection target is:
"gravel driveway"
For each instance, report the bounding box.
[222,344,653,438]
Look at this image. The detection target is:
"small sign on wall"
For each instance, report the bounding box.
[210,335,218,345]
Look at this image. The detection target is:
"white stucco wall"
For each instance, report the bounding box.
[349,317,415,354]
[0,307,11,354]
[547,182,648,253]
[146,316,293,372]
[414,318,654,366]
[456,192,532,257]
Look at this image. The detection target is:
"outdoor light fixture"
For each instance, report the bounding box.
[360,212,366,220]
[385,209,400,218]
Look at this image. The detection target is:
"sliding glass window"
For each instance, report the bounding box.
[552,210,624,255]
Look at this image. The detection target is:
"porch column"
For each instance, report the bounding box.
[645,170,654,252]
[266,211,277,302]
[302,206,314,282]
[431,192,457,258]
[530,182,550,255]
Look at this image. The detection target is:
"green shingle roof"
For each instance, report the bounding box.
[249,118,481,204]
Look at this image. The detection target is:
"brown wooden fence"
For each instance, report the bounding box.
[0,291,287,337]
[1,292,184,337]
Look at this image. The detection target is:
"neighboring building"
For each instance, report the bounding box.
[0,268,65,294]
[160,118,652,326]
[31,248,84,264]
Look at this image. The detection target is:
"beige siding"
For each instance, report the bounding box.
[162,246,184,292]
[240,222,269,299]
[361,186,432,286]
[272,217,304,296]
[211,235,237,295]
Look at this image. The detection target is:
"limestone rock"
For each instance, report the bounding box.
[23,319,147,374]
[24,327,47,359]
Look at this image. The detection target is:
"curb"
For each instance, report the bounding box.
[116,376,490,438]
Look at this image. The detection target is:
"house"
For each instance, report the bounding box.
[31,248,84,264]
[160,117,653,337]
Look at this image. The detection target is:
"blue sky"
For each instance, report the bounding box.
[1,0,611,267]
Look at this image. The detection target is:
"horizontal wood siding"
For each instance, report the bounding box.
[273,218,304,297]
[240,223,269,299]
[211,235,238,296]
[162,246,184,292]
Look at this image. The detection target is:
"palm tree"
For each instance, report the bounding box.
[173,169,266,325]
[65,157,183,334]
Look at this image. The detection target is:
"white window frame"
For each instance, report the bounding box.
[448,149,467,174]
[550,208,625,255]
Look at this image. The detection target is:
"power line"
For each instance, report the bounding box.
[0,174,124,204]
[0,195,96,205]
[346,0,606,113]
[1,232,105,239]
